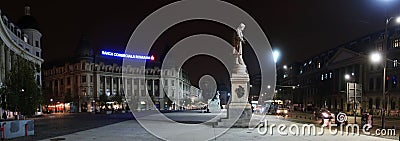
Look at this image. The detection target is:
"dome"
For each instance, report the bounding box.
[17,6,40,30]
[17,15,40,30]
[75,35,94,59]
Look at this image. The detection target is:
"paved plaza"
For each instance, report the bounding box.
[39,111,398,141]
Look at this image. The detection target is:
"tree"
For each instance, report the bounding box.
[110,94,123,105]
[0,58,42,117]
[99,93,109,111]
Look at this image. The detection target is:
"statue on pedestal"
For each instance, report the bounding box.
[233,23,246,66]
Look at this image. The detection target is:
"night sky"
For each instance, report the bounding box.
[1,0,400,88]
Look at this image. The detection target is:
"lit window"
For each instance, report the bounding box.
[393,39,400,48]
[394,59,398,68]
[309,60,312,64]
[321,74,324,80]
[329,72,333,78]
[317,63,321,68]
[376,42,383,51]
[23,36,28,43]
[325,74,328,79]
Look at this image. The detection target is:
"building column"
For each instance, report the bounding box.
[159,79,164,110]
[95,74,100,99]
[124,77,128,97]
[117,77,121,95]
[5,48,10,72]
[110,77,114,95]
[104,76,107,95]
[0,42,5,82]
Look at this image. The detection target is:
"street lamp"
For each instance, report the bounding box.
[273,50,280,63]
[370,51,388,128]
[369,15,400,128]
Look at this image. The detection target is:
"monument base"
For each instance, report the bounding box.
[216,102,253,128]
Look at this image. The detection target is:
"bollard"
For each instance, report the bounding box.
[25,124,28,137]
[1,123,5,140]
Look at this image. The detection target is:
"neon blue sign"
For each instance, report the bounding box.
[101,50,155,61]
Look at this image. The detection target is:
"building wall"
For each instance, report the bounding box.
[0,9,44,118]
[43,59,201,112]
[278,27,400,116]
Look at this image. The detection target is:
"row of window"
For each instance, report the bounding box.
[369,75,400,90]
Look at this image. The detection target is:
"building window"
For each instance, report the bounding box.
[90,75,93,83]
[317,62,321,68]
[67,77,71,85]
[36,52,40,57]
[321,74,324,81]
[392,75,397,88]
[23,36,28,43]
[36,75,40,84]
[394,59,398,68]
[82,76,87,83]
[35,41,39,47]
[369,78,374,90]
[393,38,400,48]
[376,77,381,90]
[391,99,396,110]
[376,99,381,109]
[329,72,333,79]
[60,79,64,85]
[376,42,383,51]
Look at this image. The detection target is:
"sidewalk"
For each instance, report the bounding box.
[40,112,398,141]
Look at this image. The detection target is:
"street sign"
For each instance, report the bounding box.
[347,83,362,103]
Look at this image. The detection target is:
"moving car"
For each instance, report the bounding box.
[276,107,289,116]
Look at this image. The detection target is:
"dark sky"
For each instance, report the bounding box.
[1,0,400,88]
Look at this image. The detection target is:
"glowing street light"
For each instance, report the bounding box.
[344,74,351,80]
[370,52,382,63]
[273,50,280,63]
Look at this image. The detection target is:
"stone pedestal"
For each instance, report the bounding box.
[217,64,252,128]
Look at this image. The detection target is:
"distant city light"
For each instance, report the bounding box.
[101,50,154,61]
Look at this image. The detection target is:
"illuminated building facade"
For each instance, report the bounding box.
[277,27,400,116]
[0,6,44,118]
[42,38,201,112]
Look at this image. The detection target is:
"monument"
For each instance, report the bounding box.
[207,92,221,113]
[217,23,253,127]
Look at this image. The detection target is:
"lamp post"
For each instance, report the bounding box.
[371,50,388,129]
[370,16,400,128]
